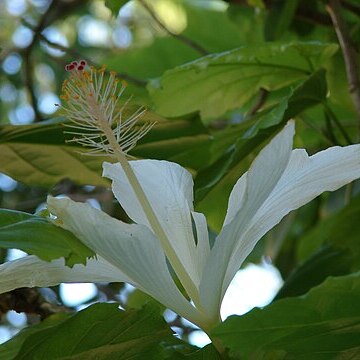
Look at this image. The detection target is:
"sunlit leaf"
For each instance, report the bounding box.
[0,117,210,188]
[149,42,337,120]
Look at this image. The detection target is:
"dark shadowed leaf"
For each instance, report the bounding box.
[264,0,301,41]
[212,273,360,359]
[3,303,174,360]
[0,313,70,360]
[274,245,352,300]
[297,192,360,266]
[170,343,221,360]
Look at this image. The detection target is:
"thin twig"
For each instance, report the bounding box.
[138,0,209,56]
[21,0,59,122]
[21,20,147,87]
[326,0,360,137]
[324,103,353,145]
[247,88,269,117]
[299,115,336,146]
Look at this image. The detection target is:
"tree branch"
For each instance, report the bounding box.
[21,0,59,122]
[326,0,360,136]
[138,0,209,56]
[0,288,68,320]
[21,20,147,87]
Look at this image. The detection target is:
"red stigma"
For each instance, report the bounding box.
[65,60,87,72]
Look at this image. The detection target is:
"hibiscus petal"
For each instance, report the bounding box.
[199,121,295,318]
[0,255,128,294]
[47,197,205,328]
[102,160,207,287]
[191,211,210,278]
[201,123,360,320]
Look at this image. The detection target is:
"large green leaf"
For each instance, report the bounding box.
[195,69,328,230]
[1,303,174,359]
[212,273,360,359]
[148,42,337,120]
[0,116,210,188]
[0,209,94,266]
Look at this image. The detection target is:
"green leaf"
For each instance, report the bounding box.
[0,116,211,188]
[133,117,212,171]
[195,69,328,230]
[170,344,221,360]
[212,273,360,359]
[0,313,70,360]
[106,1,248,103]
[275,245,352,300]
[0,118,108,188]
[149,42,338,121]
[5,303,174,359]
[104,0,129,16]
[0,209,94,266]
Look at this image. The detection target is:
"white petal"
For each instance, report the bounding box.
[201,128,360,320]
[47,196,205,328]
[103,160,207,286]
[191,211,210,278]
[224,121,295,226]
[200,121,295,318]
[0,255,127,294]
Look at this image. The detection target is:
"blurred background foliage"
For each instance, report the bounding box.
[1,0,360,357]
